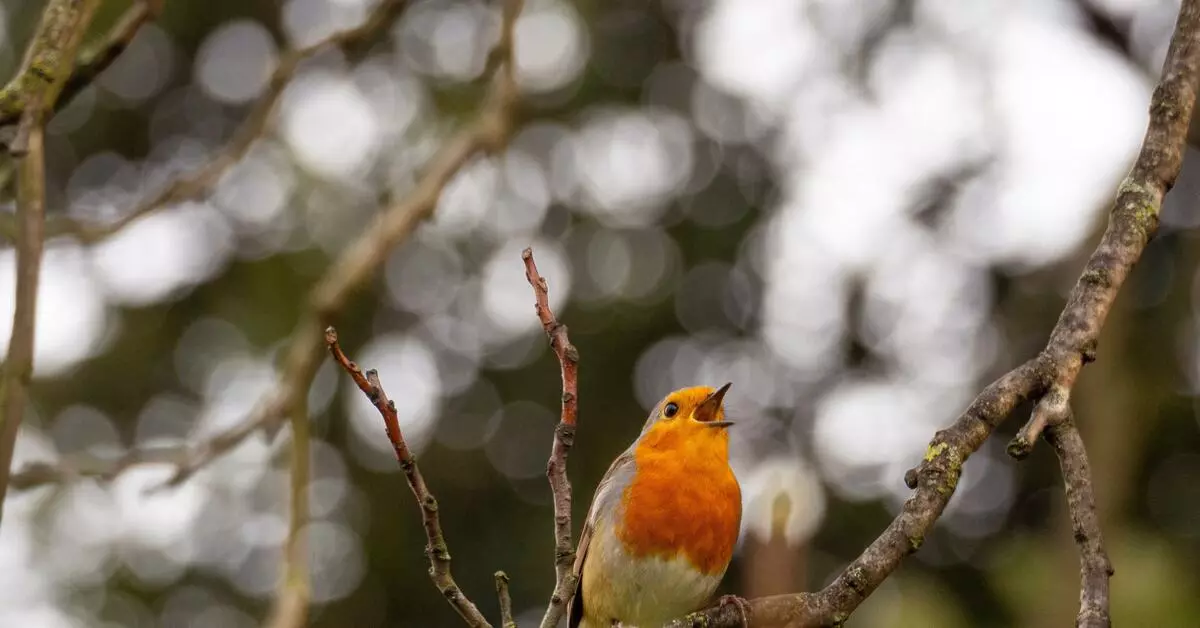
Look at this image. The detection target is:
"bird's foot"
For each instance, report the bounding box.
[716,594,751,626]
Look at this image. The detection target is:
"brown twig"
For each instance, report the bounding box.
[326,327,492,627]
[667,0,1200,625]
[523,248,581,628]
[495,571,516,628]
[1044,412,1112,628]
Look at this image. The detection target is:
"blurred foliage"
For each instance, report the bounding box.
[2,0,1200,627]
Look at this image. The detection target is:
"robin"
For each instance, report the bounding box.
[567,383,746,627]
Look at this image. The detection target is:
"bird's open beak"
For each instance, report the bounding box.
[696,382,734,428]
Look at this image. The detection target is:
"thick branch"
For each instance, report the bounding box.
[670,0,1200,625]
[327,327,491,627]
[523,248,580,628]
[1044,413,1112,628]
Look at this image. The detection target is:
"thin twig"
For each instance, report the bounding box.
[667,0,1200,625]
[522,248,581,628]
[495,571,517,628]
[268,0,521,622]
[327,327,492,627]
[1044,412,1112,628]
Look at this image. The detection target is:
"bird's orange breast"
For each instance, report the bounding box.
[615,430,742,575]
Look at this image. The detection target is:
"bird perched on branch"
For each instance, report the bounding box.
[568,383,746,627]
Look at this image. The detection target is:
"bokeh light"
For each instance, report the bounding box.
[1,0,1198,625]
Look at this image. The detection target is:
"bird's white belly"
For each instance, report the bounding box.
[582,525,723,627]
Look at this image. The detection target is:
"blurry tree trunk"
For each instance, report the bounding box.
[741,492,807,598]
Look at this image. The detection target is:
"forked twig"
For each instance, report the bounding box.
[326,327,492,627]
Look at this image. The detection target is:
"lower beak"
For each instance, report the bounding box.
[705,420,734,429]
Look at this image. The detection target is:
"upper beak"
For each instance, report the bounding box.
[696,382,733,428]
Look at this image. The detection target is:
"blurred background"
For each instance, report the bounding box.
[1,0,1199,626]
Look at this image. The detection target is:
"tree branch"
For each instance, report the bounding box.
[521,248,581,628]
[1044,411,1112,628]
[326,327,492,627]
[668,0,1200,625]
[0,0,103,525]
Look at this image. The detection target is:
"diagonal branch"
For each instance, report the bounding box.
[1044,411,1112,628]
[326,327,492,627]
[668,0,1200,625]
[523,248,580,628]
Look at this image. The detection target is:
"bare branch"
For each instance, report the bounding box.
[522,248,581,628]
[669,0,1200,625]
[327,327,492,627]
[1044,412,1113,628]
[495,571,516,628]
[0,0,104,524]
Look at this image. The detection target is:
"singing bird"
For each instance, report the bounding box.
[567,383,744,628]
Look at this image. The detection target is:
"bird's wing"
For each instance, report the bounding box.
[567,446,636,628]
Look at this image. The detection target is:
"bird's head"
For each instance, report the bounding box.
[637,383,734,452]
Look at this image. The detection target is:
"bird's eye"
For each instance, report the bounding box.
[663,402,679,418]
